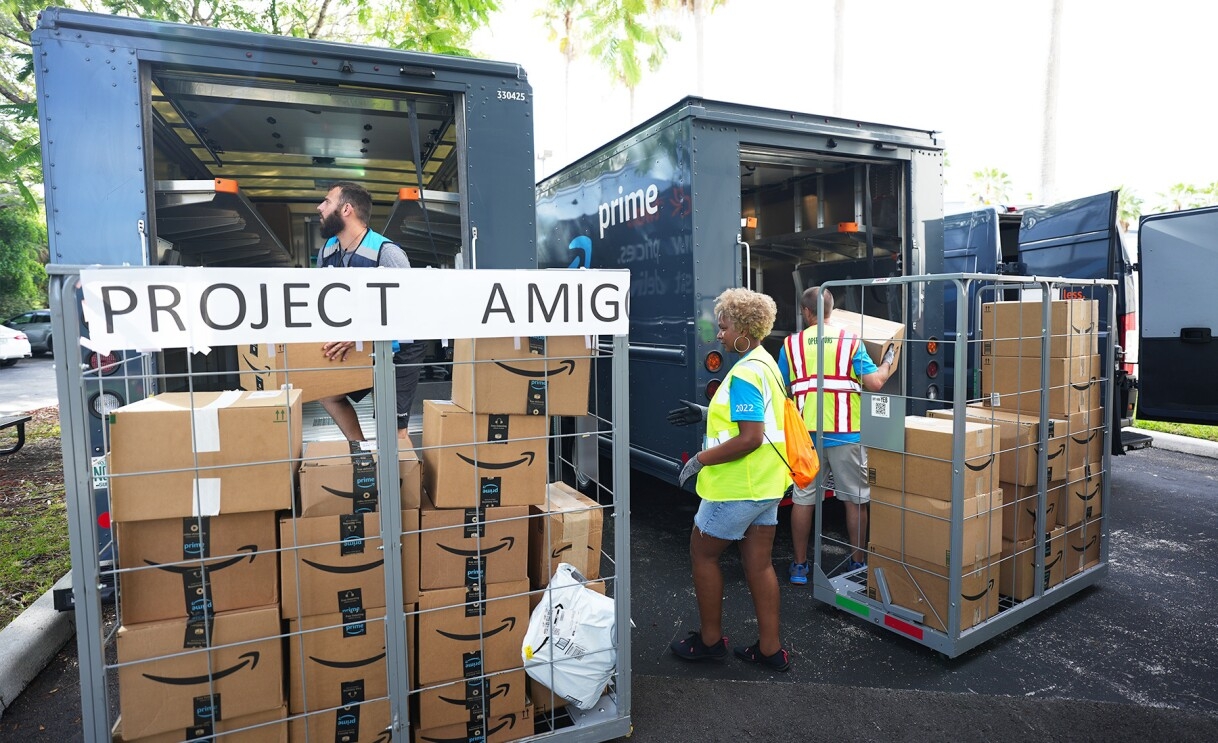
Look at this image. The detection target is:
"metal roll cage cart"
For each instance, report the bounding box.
[48,265,633,742]
[809,273,1115,657]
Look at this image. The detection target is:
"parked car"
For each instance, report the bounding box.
[4,309,52,355]
[0,325,32,366]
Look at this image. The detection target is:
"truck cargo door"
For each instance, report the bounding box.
[1137,206,1218,424]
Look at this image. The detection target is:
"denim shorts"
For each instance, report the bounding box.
[694,498,781,541]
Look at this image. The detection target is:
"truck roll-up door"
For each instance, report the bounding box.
[1137,206,1218,425]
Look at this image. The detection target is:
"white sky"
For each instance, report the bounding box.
[473,0,1216,208]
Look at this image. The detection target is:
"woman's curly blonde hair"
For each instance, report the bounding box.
[714,288,777,342]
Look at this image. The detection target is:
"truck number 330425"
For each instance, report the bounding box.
[497,90,527,102]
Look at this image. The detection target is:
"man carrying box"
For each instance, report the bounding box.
[314,181,426,442]
[780,287,897,581]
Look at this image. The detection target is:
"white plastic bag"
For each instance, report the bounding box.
[522,562,616,710]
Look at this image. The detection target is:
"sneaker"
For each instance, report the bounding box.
[788,561,809,585]
[846,560,866,572]
[733,642,790,672]
[670,630,727,662]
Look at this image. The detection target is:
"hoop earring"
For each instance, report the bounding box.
[733,336,750,354]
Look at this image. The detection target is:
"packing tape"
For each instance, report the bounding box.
[190,390,241,453]
[193,478,221,517]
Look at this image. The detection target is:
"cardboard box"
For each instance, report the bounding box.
[299,439,422,516]
[421,401,549,509]
[927,405,1067,486]
[1065,519,1103,576]
[112,704,287,743]
[998,526,1067,601]
[866,416,999,501]
[116,606,284,740]
[1061,464,1103,527]
[865,545,1000,633]
[451,336,593,416]
[828,309,905,370]
[529,483,604,590]
[287,609,389,714]
[416,579,530,687]
[279,510,420,619]
[414,668,527,732]
[869,487,1002,567]
[115,512,278,625]
[287,699,390,743]
[420,495,528,591]
[980,299,1098,359]
[982,354,1102,417]
[1001,481,1067,543]
[238,341,373,402]
[1066,408,1106,470]
[412,704,533,743]
[108,390,302,522]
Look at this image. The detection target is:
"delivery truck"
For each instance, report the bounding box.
[537,97,947,484]
[33,7,538,557]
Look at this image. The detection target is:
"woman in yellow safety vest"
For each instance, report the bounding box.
[666,287,791,671]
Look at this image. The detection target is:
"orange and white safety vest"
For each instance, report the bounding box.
[783,324,863,434]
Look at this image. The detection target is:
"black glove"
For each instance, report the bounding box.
[678,454,705,487]
[667,399,708,427]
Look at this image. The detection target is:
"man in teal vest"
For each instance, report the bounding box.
[315,181,426,443]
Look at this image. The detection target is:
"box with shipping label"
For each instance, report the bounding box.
[420,494,529,591]
[115,606,284,740]
[869,486,1002,567]
[112,704,287,743]
[115,511,278,625]
[1061,464,1103,527]
[1066,408,1105,470]
[980,299,1098,359]
[279,510,420,619]
[287,698,390,743]
[982,354,1102,417]
[827,309,906,371]
[865,545,1000,634]
[238,341,373,403]
[287,608,389,715]
[866,416,999,501]
[415,579,530,687]
[927,405,1067,486]
[412,703,533,743]
[414,668,527,732]
[108,390,302,522]
[421,400,549,509]
[998,526,1067,601]
[1064,519,1103,576]
[451,336,593,417]
[529,482,604,590]
[1000,480,1067,543]
[299,438,422,516]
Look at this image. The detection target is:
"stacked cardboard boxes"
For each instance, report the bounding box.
[238,341,373,402]
[978,298,1105,589]
[107,390,301,742]
[412,335,592,740]
[865,416,1002,633]
[282,439,422,743]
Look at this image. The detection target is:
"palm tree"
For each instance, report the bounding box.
[833,0,846,115]
[970,167,1013,206]
[585,0,679,123]
[1116,186,1143,234]
[537,0,594,158]
[649,0,726,96]
[1039,0,1063,203]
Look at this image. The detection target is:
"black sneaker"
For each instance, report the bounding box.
[733,642,790,672]
[670,630,728,661]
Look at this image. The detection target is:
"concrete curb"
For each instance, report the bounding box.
[1138,429,1218,459]
[0,572,73,719]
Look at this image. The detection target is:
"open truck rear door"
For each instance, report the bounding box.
[1137,206,1218,425]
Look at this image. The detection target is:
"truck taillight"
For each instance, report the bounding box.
[1119,312,1138,375]
[706,379,721,400]
[90,352,121,376]
[705,351,723,372]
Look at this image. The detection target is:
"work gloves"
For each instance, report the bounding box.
[678,454,704,487]
[882,346,896,366]
[667,399,708,427]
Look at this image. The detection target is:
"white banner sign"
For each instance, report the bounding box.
[79,267,630,353]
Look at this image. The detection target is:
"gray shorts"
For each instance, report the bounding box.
[791,443,870,506]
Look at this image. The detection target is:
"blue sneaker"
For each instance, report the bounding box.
[789,561,809,585]
[846,560,866,572]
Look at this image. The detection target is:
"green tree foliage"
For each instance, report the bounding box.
[0,203,48,316]
[1153,182,1218,214]
[968,167,1013,206]
[1116,185,1143,233]
[584,0,679,121]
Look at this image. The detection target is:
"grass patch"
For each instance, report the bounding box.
[1132,418,1218,442]
[0,408,70,629]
